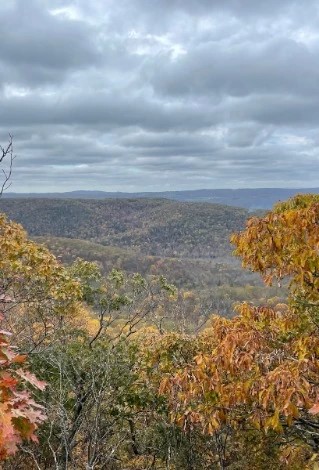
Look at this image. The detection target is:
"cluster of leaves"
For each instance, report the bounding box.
[160,303,319,431]
[0,213,83,352]
[0,327,46,459]
[231,194,319,313]
[0,213,85,462]
[151,194,319,467]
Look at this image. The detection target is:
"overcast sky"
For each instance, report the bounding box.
[1,0,319,192]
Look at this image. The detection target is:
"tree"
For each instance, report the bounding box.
[0,138,47,461]
[0,212,82,353]
[0,135,14,195]
[158,194,319,467]
[2,251,180,469]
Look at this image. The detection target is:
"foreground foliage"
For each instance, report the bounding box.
[0,328,46,459]
[2,194,319,468]
[158,194,319,467]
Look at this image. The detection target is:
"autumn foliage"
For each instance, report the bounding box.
[157,194,319,464]
[232,193,319,306]
[0,214,78,461]
[0,327,46,459]
[3,192,319,467]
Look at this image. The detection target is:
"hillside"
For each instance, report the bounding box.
[0,198,248,258]
[1,198,285,319]
[35,236,284,319]
[34,236,258,289]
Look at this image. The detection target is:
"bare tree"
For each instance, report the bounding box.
[0,135,14,195]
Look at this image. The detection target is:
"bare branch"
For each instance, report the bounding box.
[0,135,15,196]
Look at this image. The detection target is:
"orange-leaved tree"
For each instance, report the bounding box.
[159,194,319,457]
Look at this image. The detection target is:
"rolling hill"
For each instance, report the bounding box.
[0,198,248,258]
[0,197,286,319]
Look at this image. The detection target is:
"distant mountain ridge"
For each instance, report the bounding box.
[4,188,319,209]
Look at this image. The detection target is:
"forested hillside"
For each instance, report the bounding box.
[0,198,283,321]
[35,235,285,321]
[0,198,248,258]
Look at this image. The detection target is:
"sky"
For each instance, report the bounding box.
[1,0,319,192]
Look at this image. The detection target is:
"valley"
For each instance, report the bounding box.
[0,197,285,326]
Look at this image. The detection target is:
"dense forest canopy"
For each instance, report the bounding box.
[0,198,248,258]
[0,198,285,326]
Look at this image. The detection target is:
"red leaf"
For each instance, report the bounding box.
[16,369,47,391]
[309,403,319,415]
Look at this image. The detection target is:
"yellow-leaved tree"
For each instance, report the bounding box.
[158,194,319,466]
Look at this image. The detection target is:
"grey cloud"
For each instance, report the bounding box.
[0,92,219,131]
[120,132,220,155]
[225,124,274,148]
[113,0,304,36]
[146,39,319,99]
[0,1,99,72]
[228,95,319,126]
[134,0,299,16]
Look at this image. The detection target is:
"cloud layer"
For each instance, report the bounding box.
[1,0,319,191]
